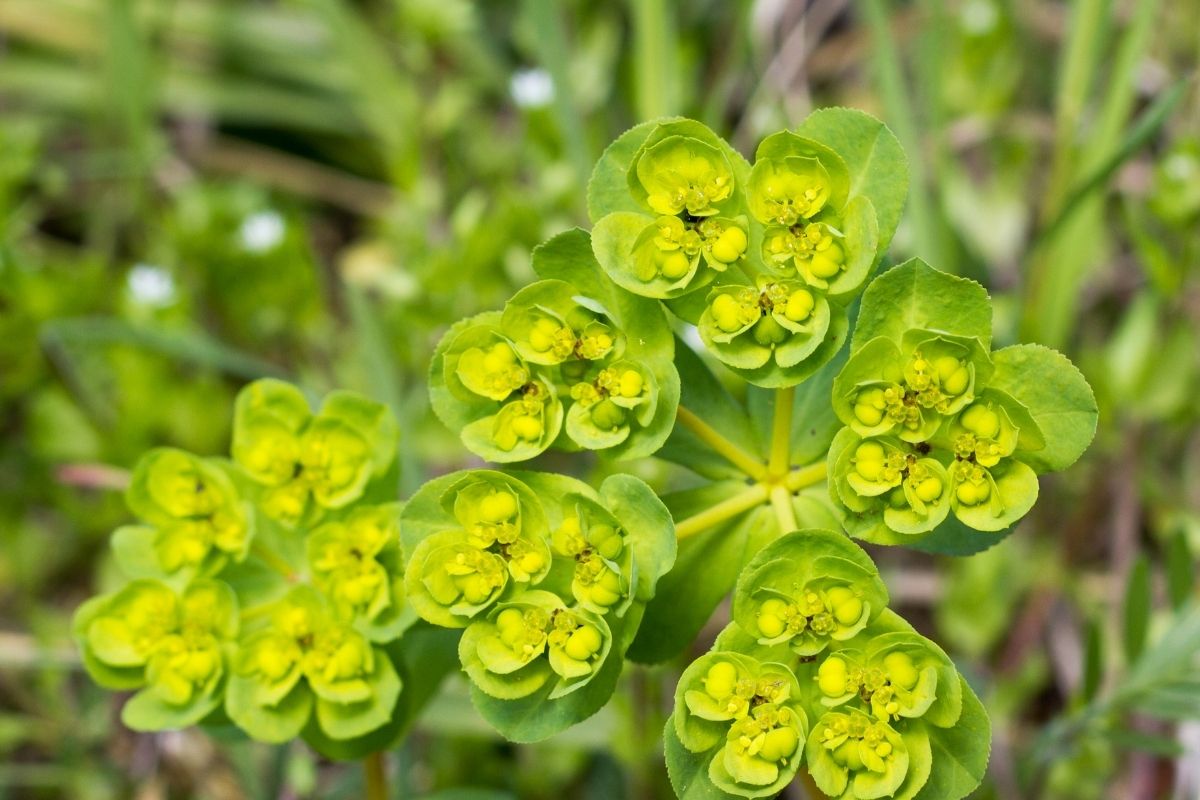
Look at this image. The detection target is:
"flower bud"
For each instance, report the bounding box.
[784,289,815,322]
[757,597,790,638]
[818,655,849,697]
[705,661,740,698]
[563,624,603,661]
[712,293,746,333]
[752,315,788,346]
[961,403,1000,439]
[882,652,919,690]
[617,370,644,399]
[825,586,863,625]
[853,441,886,481]
[710,226,748,264]
[661,251,692,279]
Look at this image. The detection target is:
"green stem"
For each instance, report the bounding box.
[676,405,769,481]
[767,386,795,478]
[784,461,827,492]
[251,542,297,581]
[769,485,798,534]
[675,484,770,540]
[365,751,388,800]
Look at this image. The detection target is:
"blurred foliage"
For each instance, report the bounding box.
[0,0,1198,798]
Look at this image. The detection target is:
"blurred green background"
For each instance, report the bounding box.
[1,0,1199,798]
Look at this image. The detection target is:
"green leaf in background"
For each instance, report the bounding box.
[987,343,1099,473]
[796,107,910,257]
[851,259,992,354]
[1123,556,1151,665]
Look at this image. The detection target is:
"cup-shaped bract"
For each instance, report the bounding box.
[832,332,993,444]
[673,651,809,798]
[430,270,677,462]
[225,586,401,744]
[123,448,252,577]
[831,258,1097,552]
[699,277,833,374]
[551,493,638,617]
[806,709,933,800]
[731,530,889,657]
[831,433,954,537]
[747,132,879,298]
[306,503,412,643]
[403,472,552,628]
[813,629,963,729]
[459,589,613,701]
[232,379,397,526]
[73,579,238,731]
[591,119,752,299]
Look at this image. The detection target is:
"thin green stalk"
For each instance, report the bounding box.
[523,0,593,190]
[784,461,828,493]
[676,405,769,481]
[628,0,679,120]
[861,0,945,267]
[364,751,388,800]
[675,484,770,540]
[769,485,798,534]
[251,543,297,582]
[768,386,795,478]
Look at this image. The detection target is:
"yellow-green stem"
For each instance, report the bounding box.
[769,484,798,534]
[784,461,828,493]
[251,542,297,581]
[676,405,768,481]
[768,386,796,478]
[365,751,388,800]
[675,483,770,540]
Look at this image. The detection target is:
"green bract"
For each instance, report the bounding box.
[226,586,401,744]
[806,709,931,800]
[672,651,809,797]
[430,230,679,462]
[307,503,413,643]
[731,529,888,656]
[591,120,751,298]
[666,530,990,800]
[828,259,1098,552]
[232,379,397,526]
[459,589,613,700]
[74,579,238,731]
[120,448,252,578]
[401,468,675,741]
[590,110,906,388]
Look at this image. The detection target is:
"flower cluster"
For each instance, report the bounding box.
[668,530,987,800]
[400,469,675,740]
[431,261,679,463]
[591,117,898,387]
[826,259,1097,543]
[74,379,411,754]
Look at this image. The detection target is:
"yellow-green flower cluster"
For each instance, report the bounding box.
[401,469,674,730]
[669,530,983,800]
[434,277,673,462]
[405,473,631,700]
[674,652,809,795]
[75,379,409,752]
[832,328,1044,537]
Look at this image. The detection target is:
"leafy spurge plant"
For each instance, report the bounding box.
[77,107,1099,799]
